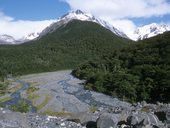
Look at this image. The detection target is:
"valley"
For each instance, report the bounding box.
[0,70,130,114]
[0,70,169,128]
[0,8,169,128]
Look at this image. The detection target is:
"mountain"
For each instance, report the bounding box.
[22,32,40,40]
[0,10,128,45]
[0,35,16,44]
[0,34,39,44]
[133,23,170,40]
[1,10,169,44]
[0,20,131,80]
[72,31,170,103]
[39,10,128,38]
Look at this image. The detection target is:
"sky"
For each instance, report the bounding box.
[0,0,170,39]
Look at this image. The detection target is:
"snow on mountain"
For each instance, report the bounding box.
[40,10,128,38]
[0,34,16,44]
[21,32,40,41]
[132,23,170,41]
[1,10,170,44]
[0,33,40,44]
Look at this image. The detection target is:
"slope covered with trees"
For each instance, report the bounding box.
[72,32,170,103]
[0,20,130,81]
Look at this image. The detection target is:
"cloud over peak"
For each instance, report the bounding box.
[62,0,170,19]
[0,12,56,39]
[61,0,170,39]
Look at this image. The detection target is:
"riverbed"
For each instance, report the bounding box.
[0,70,130,114]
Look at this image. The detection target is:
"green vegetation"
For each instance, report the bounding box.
[72,32,170,103]
[27,86,39,94]
[36,95,51,110]
[0,96,11,103]
[28,93,39,101]
[11,99,30,113]
[2,19,169,104]
[7,83,22,94]
[0,20,130,80]
[0,82,8,96]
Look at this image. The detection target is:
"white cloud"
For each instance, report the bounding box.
[0,12,14,21]
[104,18,137,39]
[61,0,170,39]
[62,0,170,18]
[1,0,170,39]
[0,12,56,39]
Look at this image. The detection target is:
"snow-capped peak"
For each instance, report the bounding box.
[40,10,128,38]
[0,34,16,44]
[60,9,95,22]
[22,32,40,40]
[133,23,170,40]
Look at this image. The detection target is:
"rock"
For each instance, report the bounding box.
[166,108,170,122]
[154,111,166,122]
[141,101,147,107]
[86,121,97,128]
[127,112,160,128]
[60,122,66,126]
[97,113,119,128]
[67,112,95,124]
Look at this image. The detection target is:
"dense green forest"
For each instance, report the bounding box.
[0,20,130,81]
[72,32,170,103]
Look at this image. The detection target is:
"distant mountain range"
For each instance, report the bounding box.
[133,23,170,41]
[0,10,170,44]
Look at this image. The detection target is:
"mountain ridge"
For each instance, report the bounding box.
[0,10,170,44]
[39,9,128,39]
[0,20,130,80]
[0,10,128,44]
[132,23,170,41]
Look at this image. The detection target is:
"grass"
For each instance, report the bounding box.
[26,86,39,94]
[11,99,30,113]
[0,96,11,103]
[28,93,40,106]
[89,105,97,113]
[0,81,9,96]
[7,83,22,94]
[36,95,51,110]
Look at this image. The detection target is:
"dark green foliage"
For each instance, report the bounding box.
[11,100,30,113]
[0,20,130,80]
[0,83,7,95]
[72,32,170,103]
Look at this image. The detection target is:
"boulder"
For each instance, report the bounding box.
[127,112,160,128]
[67,112,95,124]
[166,108,170,122]
[97,113,119,128]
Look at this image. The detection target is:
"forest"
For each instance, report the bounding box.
[72,32,170,103]
[0,20,130,81]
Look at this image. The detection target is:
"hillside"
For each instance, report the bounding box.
[0,20,131,81]
[72,32,170,103]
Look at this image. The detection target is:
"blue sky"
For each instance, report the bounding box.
[0,0,170,24]
[0,0,69,20]
[0,0,170,39]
